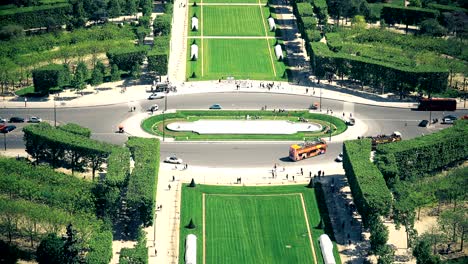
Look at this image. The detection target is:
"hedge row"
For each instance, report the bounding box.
[147,52,168,75]
[0,157,95,215]
[311,0,328,21]
[23,123,114,175]
[107,47,148,72]
[125,137,160,227]
[342,139,392,225]
[0,3,69,29]
[105,147,131,188]
[375,120,468,185]
[310,42,448,94]
[84,227,113,264]
[381,5,439,27]
[427,3,467,13]
[32,64,69,94]
[58,123,91,138]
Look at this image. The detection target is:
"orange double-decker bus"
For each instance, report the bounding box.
[289,138,327,161]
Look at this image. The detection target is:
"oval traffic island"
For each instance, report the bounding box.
[141,110,347,141]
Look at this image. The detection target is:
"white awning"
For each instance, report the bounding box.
[319,234,336,264]
[191,17,198,30]
[268,17,276,31]
[274,44,283,60]
[190,44,198,60]
[185,234,197,264]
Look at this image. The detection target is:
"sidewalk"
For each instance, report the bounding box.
[4,78,460,110]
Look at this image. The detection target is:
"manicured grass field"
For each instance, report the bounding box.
[178,185,342,264]
[203,6,265,36]
[205,194,314,263]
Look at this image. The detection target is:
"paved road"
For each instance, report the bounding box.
[1,92,465,166]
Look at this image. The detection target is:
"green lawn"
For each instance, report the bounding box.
[206,194,314,263]
[203,6,265,36]
[188,38,281,80]
[178,185,342,264]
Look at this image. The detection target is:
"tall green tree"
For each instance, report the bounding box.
[69,0,87,30]
[413,238,441,264]
[63,223,84,264]
[126,0,138,18]
[110,64,120,81]
[108,0,122,18]
[73,62,88,90]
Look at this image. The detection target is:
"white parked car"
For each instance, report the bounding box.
[0,117,6,123]
[165,156,183,164]
[28,116,42,123]
[148,93,165,100]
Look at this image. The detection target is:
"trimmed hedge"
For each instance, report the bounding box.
[314,182,335,240]
[343,139,392,225]
[125,137,160,227]
[295,2,314,18]
[0,3,69,29]
[427,3,467,13]
[106,47,148,72]
[85,228,113,264]
[105,147,131,188]
[310,42,449,94]
[32,64,68,94]
[325,32,342,52]
[58,123,91,138]
[147,52,168,75]
[381,5,439,26]
[375,120,468,184]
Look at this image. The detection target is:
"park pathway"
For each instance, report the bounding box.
[168,0,189,83]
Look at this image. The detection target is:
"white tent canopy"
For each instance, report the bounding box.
[274,44,283,60]
[268,17,276,31]
[191,16,198,31]
[319,234,336,264]
[185,234,197,264]
[190,44,198,60]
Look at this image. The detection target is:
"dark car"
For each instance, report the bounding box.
[1,125,16,133]
[418,120,429,127]
[9,117,24,123]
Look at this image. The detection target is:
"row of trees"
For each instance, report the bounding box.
[23,122,114,177]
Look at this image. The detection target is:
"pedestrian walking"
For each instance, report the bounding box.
[309,171,312,178]
[292,175,295,181]
[155,248,157,256]
[172,175,175,182]
[306,88,309,93]
[322,171,325,177]
[286,174,288,180]
[300,168,303,175]
[168,184,171,190]
[318,170,321,177]
[271,171,275,178]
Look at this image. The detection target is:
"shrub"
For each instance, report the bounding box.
[107,47,148,72]
[58,123,91,138]
[32,64,68,94]
[147,52,168,75]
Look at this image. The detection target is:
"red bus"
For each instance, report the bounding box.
[417,98,456,111]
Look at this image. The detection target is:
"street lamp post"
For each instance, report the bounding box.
[54,96,57,127]
[163,93,168,141]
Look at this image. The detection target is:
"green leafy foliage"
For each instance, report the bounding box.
[58,123,91,137]
[375,120,468,183]
[32,64,68,94]
[119,228,148,264]
[106,47,148,72]
[147,52,168,75]
[0,3,69,29]
[381,4,439,27]
[153,13,172,36]
[342,139,392,225]
[125,137,160,227]
[0,157,95,215]
[105,147,131,188]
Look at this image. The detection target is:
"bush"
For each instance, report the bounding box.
[107,47,148,72]
[153,14,172,36]
[147,52,168,75]
[375,120,468,184]
[58,123,91,138]
[32,64,68,94]
[85,228,113,264]
[0,3,69,29]
[125,138,160,227]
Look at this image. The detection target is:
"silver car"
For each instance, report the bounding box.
[165,156,183,164]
